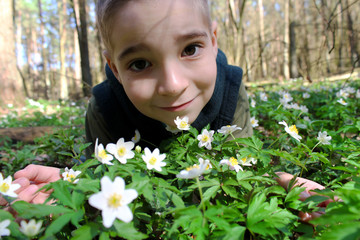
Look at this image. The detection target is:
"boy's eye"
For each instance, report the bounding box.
[182,44,200,57]
[129,60,151,72]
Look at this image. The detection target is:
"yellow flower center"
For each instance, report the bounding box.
[0,182,10,193]
[201,135,209,142]
[66,174,76,182]
[186,165,200,171]
[289,125,298,134]
[99,149,108,159]
[241,157,247,164]
[229,157,238,166]
[149,156,157,165]
[226,125,231,127]
[251,119,255,124]
[180,121,188,129]
[117,146,127,156]
[108,193,122,208]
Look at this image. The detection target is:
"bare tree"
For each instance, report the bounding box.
[37,0,50,99]
[58,0,68,99]
[0,0,25,106]
[283,0,290,80]
[71,0,92,97]
[257,0,267,78]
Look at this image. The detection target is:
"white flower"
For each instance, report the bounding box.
[62,167,81,184]
[220,157,243,172]
[303,116,311,122]
[0,219,11,238]
[239,156,255,166]
[0,173,20,198]
[289,103,300,110]
[356,89,360,98]
[317,131,331,145]
[19,219,42,237]
[135,145,142,153]
[336,89,349,98]
[177,158,210,179]
[217,125,241,135]
[174,116,190,131]
[303,92,310,99]
[250,116,259,128]
[250,98,256,108]
[131,129,141,144]
[280,98,291,108]
[142,147,166,172]
[278,120,302,142]
[299,105,309,113]
[281,92,293,103]
[337,98,348,106]
[106,138,135,164]
[165,125,182,134]
[88,176,138,228]
[197,129,214,150]
[95,138,114,165]
[260,92,268,101]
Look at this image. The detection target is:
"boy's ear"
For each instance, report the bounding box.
[103,50,122,84]
[211,21,218,55]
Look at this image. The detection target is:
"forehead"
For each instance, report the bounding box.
[109,0,210,54]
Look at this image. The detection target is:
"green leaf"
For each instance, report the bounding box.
[318,222,360,240]
[113,221,148,240]
[71,222,101,240]
[164,188,185,208]
[44,212,74,237]
[12,201,73,219]
[202,185,220,202]
[246,193,297,237]
[223,225,246,240]
[75,179,100,193]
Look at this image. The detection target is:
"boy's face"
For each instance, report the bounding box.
[105,0,218,128]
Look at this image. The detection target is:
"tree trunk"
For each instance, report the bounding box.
[72,0,93,97]
[283,0,290,80]
[0,0,24,106]
[345,0,360,68]
[257,0,267,78]
[37,0,50,99]
[336,1,344,71]
[289,0,299,78]
[58,0,69,100]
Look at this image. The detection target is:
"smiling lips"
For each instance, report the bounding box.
[160,99,194,112]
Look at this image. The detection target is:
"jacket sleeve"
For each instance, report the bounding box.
[85,96,115,159]
[230,82,253,138]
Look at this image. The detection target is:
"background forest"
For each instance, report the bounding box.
[0,0,359,107]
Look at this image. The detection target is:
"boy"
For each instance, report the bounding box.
[0,0,328,222]
[85,0,252,156]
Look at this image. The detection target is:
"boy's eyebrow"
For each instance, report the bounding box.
[117,31,209,61]
[118,44,150,61]
[174,30,209,43]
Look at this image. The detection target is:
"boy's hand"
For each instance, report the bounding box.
[275,172,333,222]
[0,164,61,205]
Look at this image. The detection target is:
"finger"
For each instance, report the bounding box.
[31,192,52,204]
[299,211,324,222]
[17,185,40,203]
[14,164,61,183]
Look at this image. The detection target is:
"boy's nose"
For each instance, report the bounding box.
[157,61,189,96]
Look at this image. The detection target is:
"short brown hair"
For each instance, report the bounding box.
[96,0,211,53]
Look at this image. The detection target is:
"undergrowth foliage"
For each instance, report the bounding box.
[0,80,359,239]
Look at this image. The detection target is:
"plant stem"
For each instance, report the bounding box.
[196,177,207,226]
[300,141,320,177]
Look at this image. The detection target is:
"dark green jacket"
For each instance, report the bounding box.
[85,50,252,157]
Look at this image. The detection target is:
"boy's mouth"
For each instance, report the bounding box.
[160,99,194,112]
